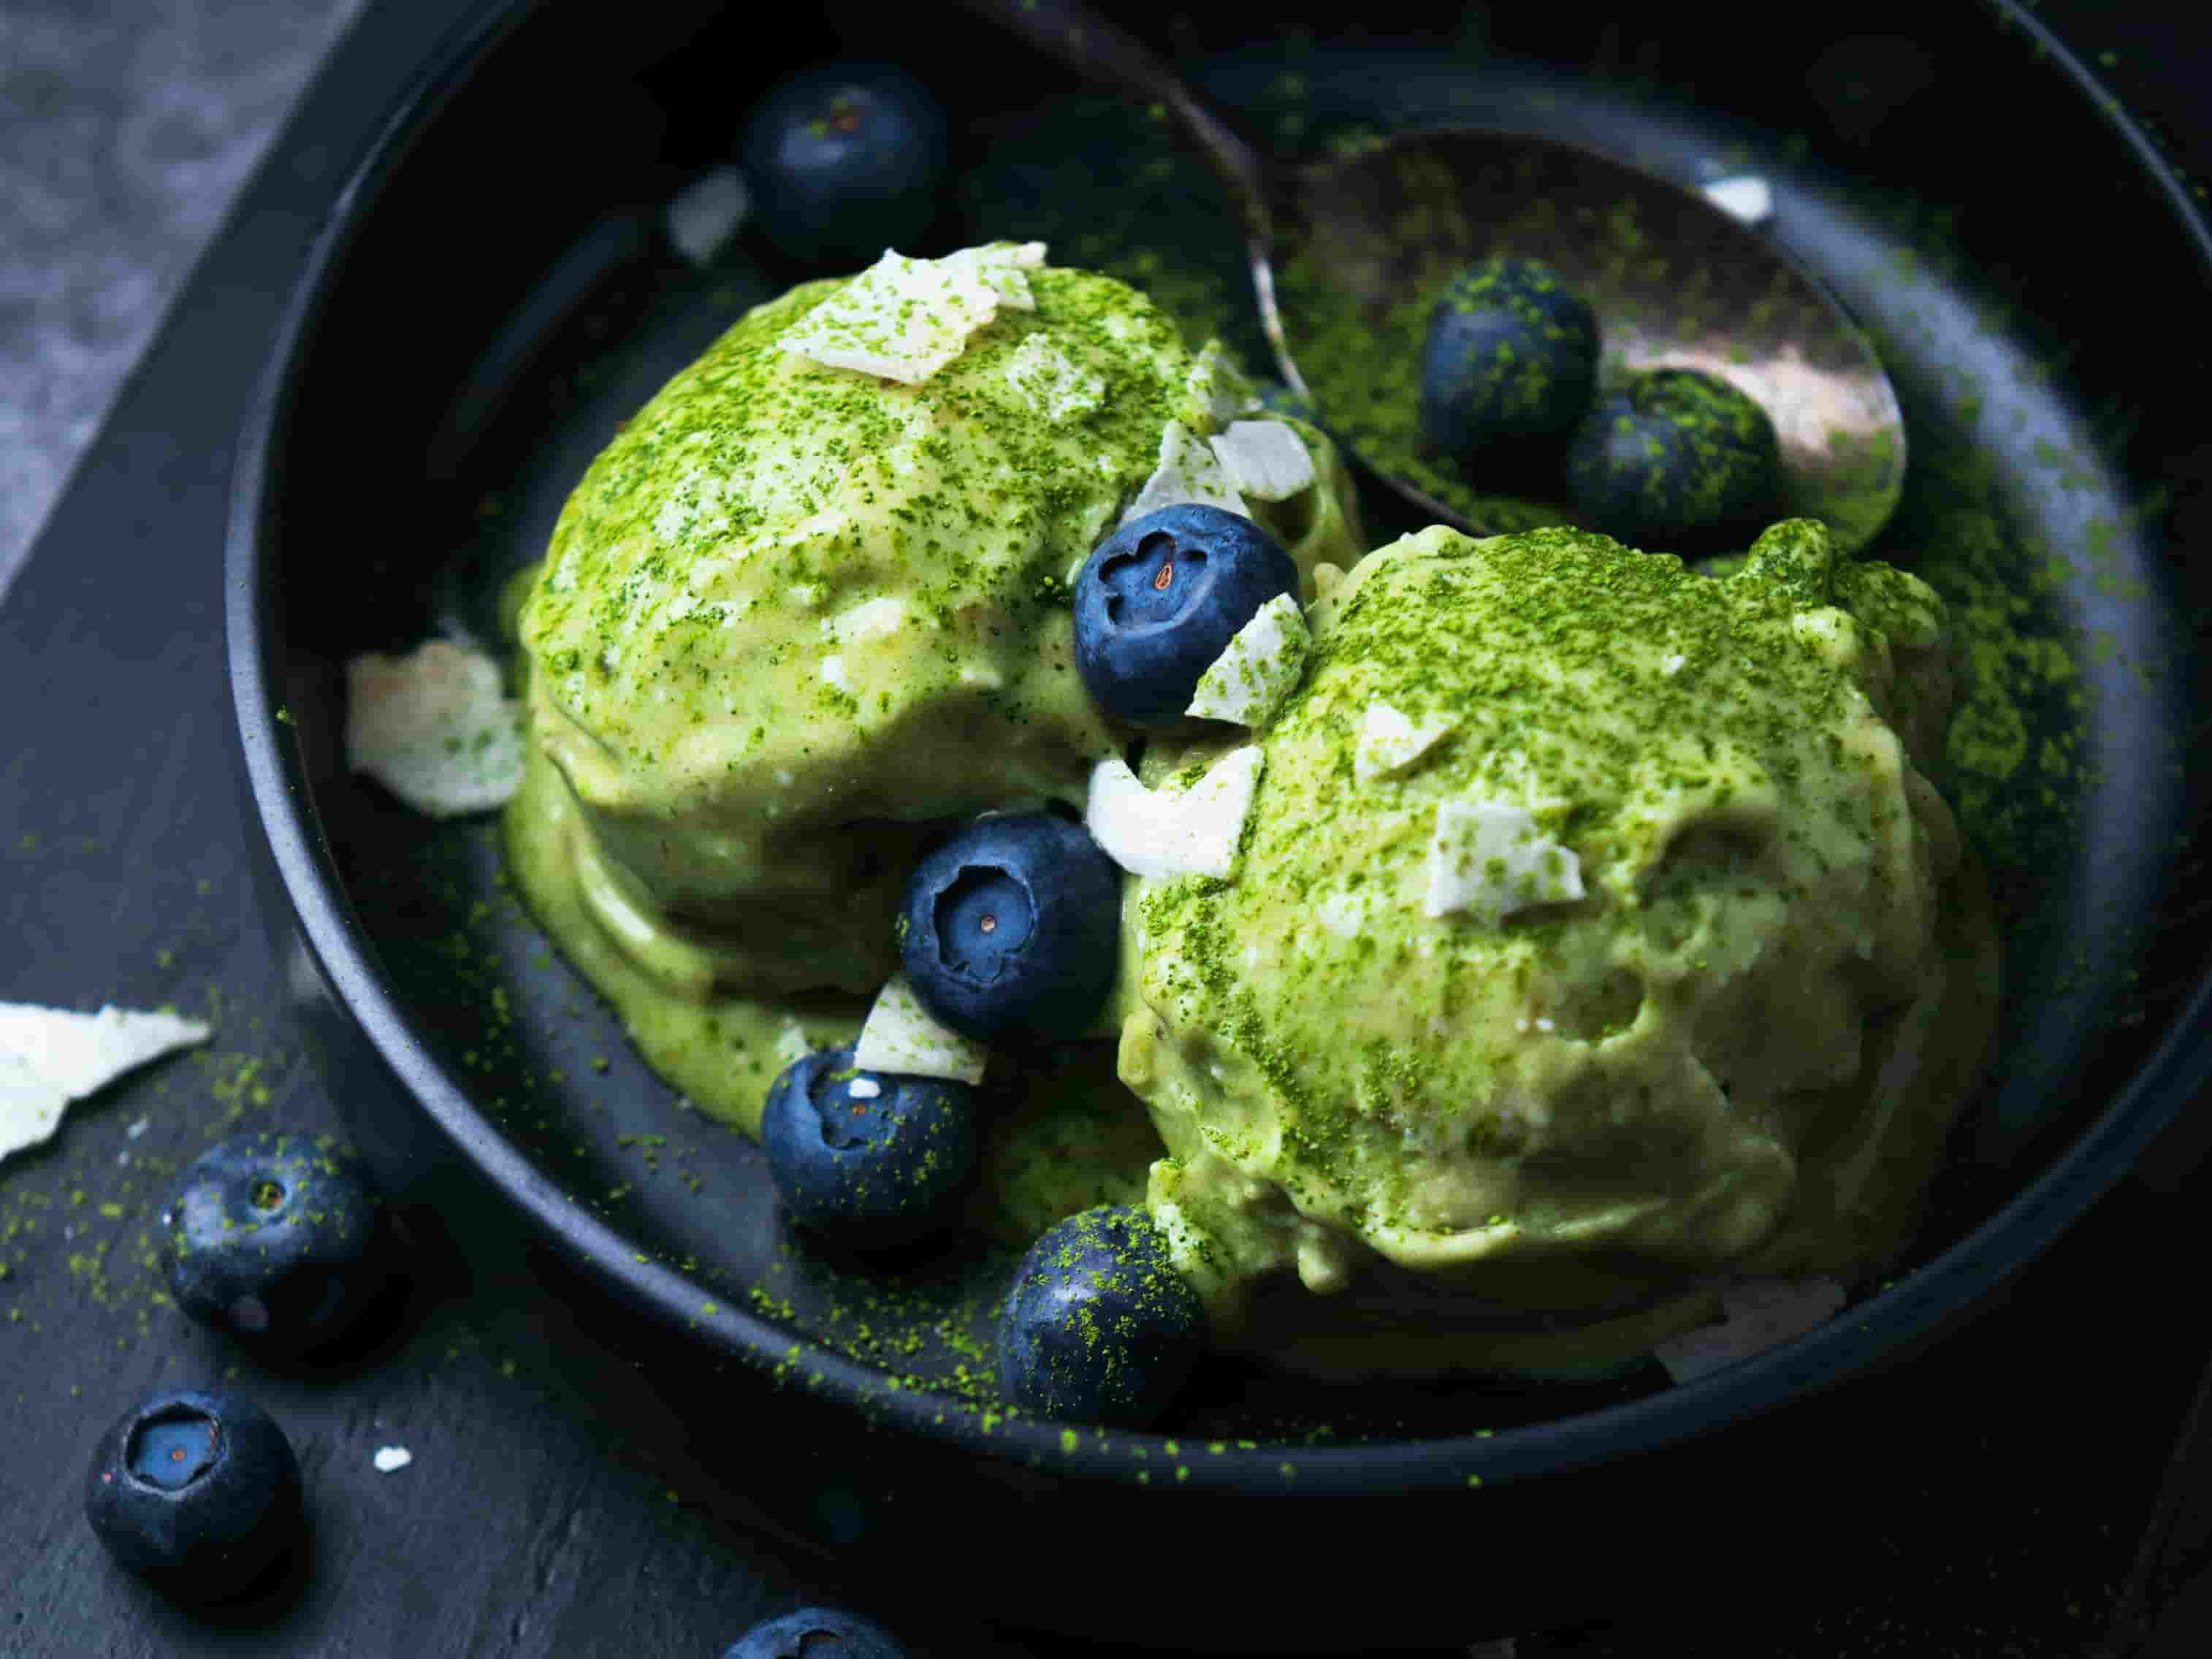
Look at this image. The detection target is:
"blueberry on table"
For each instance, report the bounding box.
[995,1204,1207,1428]
[1563,365,1782,545]
[164,1132,385,1354]
[761,1044,979,1248]
[1073,503,1300,728]
[84,1388,302,1600]
[738,61,947,269]
[1418,255,1600,459]
[724,1607,908,1659]
[899,812,1120,1042]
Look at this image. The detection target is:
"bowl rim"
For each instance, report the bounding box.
[224,0,2212,1495]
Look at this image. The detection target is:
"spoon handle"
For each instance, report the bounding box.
[956,0,1272,243]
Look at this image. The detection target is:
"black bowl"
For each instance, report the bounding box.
[226,0,2212,1647]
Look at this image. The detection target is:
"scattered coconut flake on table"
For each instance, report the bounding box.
[372,1446,413,1473]
[1120,419,1249,525]
[1002,334,1104,424]
[1186,593,1309,728]
[0,1054,69,1164]
[1701,175,1774,229]
[0,1004,213,1162]
[1652,1278,1847,1384]
[664,164,751,267]
[1354,701,1458,782]
[853,974,988,1086]
[1086,747,1265,881]
[1209,420,1314,501]
[345,638,525,817]
[1424,800,1584,922]
[777,242,1043,384]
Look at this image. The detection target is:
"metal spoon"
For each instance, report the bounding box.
[964,1,1906,552]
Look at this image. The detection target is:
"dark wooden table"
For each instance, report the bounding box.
[4,3,2212,1655]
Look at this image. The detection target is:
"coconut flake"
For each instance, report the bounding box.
[853,974,988,1086]
[1085,747,1264,881]
[1002,335,1104,424]
[778,243,1044,384]
[0,1004,213,1162]
[0,1054,69,1164]
[1701,175,1774,229]
[0,1004,213,1099]
[1175,338,1248,432]
[942,239,1044,308]
[1186,593,1309,728]
[1423,800,1584,921]
[373,1446,414,1473]
[1354,701,1458,782]
[1209,420,1314,502]
[1121,420,1248,525]
[1652,1278,1846,1383]
[664,165,750,267]
[346,638,524,817]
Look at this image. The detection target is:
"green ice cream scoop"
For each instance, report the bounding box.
[1115,518,1996,1376]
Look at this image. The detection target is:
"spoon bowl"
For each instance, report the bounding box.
[969,0,1906,549]
[1265,128,1907,549]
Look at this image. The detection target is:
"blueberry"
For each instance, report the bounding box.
[1419,256,1600,459]
[84,1388,302,1600]
[723,1607,908,1659]
[1072,503,1299,728]
[738,61,947,269]
[761,1044,979,1247]
[1563,366,1782,546]
[995,1204,1207,1427]
[164,1132,386,1354]
[899,813,1120,1042]
[1251,378,1320,426]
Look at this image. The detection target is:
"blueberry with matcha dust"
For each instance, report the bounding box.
[164,1132,388,1354]
[1072,503,1299,727]
[1564,365,1782,546]
[724,1606,909,1658]
[996,1204,1208,1428]
[1418,255,1600,460]
[761,1044,980,1249]
[1251,377,1320,427]
[84,1388,303,1601]
[899,812,1120,1042]
[738,60,947,269]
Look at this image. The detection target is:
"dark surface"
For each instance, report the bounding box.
[6,1,2212,1655]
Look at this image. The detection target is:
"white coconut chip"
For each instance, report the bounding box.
[1120,419,1249,525]
[778,242,1043,385]
[0,1054,69,1164]
[1085,746,1265,881]
[0,1003,213,1162]
[1209,420,1314,502]
[1175,338,1248,432]
[664,165,751,267]
[1423,799,1584,922]
[1701,175,1774,229]
[1002,334,1104,424]
[1652,1278,1847,1384]
[1354,701,1459,782]
[1186,593,1309,728]
[853,974,988,1086]
[372,1445,414,1473]
[941,239,1045,308]
[345,638,525,817]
